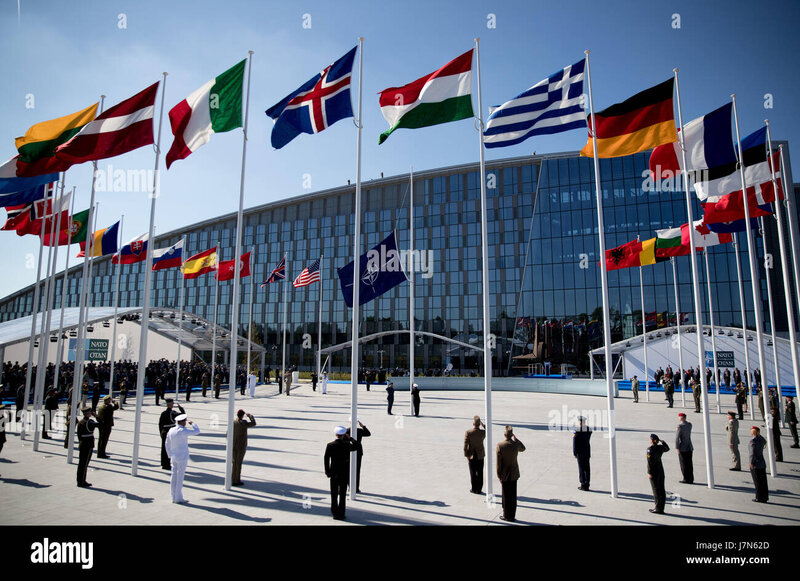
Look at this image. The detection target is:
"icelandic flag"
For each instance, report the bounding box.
[152,238,184,271]
[337,231,408,308]
[484,59,586,148]
[112,233,149,265]
[265,46,357,149]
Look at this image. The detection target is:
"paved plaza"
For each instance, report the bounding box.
[1,382,799,526]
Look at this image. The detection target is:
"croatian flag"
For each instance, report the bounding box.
[112,233,149,265]
[152,238,184,271]
[265,46,357,149]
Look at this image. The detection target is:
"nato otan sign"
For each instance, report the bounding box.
[68,339,109,362]
[705,350,735,368]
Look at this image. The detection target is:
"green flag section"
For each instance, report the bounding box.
[378,50,473,144]
[41,208,89,247]
[165,59,246,168]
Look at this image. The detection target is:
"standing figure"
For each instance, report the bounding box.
[785,396,799,448]
[646,434,670,514]
[324,426,358,520]
[631,375,639,403]
[757,387,765,422]
[158,399,185,470]
[496,426,525,522]
[321,371,328,395]
[411,383,421,417]
[346,420,371,493]
[723,368,731,389]
[663,376,674,408]
[386,380,395,415]
[232,409,256,486]
[247,372,257,398]
[573,416,591,491]
[735,383,747,420]
[76,407,99,488]
[692,379,702,414]
[201,372,210,398]
[675,413,694,484]
[311,371,318,392]
[0,404,7,454]
[726,411,741,471]
[284,371,292,396]
[214,373,222,399]
[464,415,486,494]
[771,408,783,462]
[43,388,59,440]
[165,414,200,503]
[96,395,119,459]
[749,426,768,503]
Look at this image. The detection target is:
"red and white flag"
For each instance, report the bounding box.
[682,220,732,249]
[216,252,251,281]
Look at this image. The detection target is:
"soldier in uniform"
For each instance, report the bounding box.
[311,371,318,392]
[749,426,768,503]
[771,407,783,462]
[386,380,395,415]
[464,415,486,494]
[411,383,421,417]
[214,373,222,399]
[692,379,702,413]
[573,416,591,491]
[496,425,525,522]
[201,371,210,398]
[0,404,7,455]
[284,370,292,396]
[43,388,59,440]
[165,413,200,503]
[723,368,731,389]
[158,399,185,470]
[76,407,99,487]
[346,420,371,493]
[646,434,670,514]
[96,395,119,459]
[663,375,674,408]
[735,383,747,420]
[726,411,741,471]
[324,426,359,520]
[631,375,639,403]
[321,371,328,394]
[675,413,694,484]
[785,396,799,448]
[231,409,256,486]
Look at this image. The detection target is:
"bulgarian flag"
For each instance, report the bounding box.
[378,50,474,144]
[654,227,690,258]
[166,60,246,169]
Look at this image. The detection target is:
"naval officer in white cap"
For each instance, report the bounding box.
[165,413,201,503]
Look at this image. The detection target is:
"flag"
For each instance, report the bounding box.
[55,82,158,165]
[0,156,58,197]
[112,233,149,265]
[266,47,357,150]
[15,102,98,177]
[166,60,245,169]
[216,252,251,281]
[78,221,120,257]
[604,238,661,270]
[654,227,690,258]
[484,59,586,148]
[293,258,321,288]
[260,256,286,287]
[0,182,51,210]
[152,239,185,271]
[41,208,89,246]
[3,184,62,235]
[580,79,676,158]
[181,246,217,278]
[337,231,408,307]
[701,217,759,234]
[2,204,29,231]
[378,50,474,145]
[648,103,736,180]
[682,221,732,249]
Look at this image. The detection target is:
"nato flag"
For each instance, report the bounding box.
[338,231,408,308]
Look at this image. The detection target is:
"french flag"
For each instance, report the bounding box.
[112,233,148,265]
[151,238,184,271]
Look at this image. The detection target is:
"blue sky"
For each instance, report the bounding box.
[1,0,798,300]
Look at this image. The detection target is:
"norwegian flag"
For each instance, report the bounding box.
[293,258,320,288]
[261,256,286,287]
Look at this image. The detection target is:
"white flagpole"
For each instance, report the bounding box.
[224,50,253,491]
[211,241,220,378]
[53,186,77,399]
[349,37,364,500]
[316,252,324,381]
[475,39,496,503]
[777,145,800,326]
[585,50,618,497]
[281,257,288,392]
[247,245,255,378]
[175,234,187,401]
[670,256,686,407]
[674,69,714,488]
[759,216,783,424]
[639,258,650,401]
[704,248,721,413]
[733,233,755,419]
[109,214,124,401]
[131,74,167,477]
[409,166,416,416]
[731,94,776,477]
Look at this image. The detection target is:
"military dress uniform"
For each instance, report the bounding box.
[675,418,694,484]
[76,413,100,487]
[96,397,119,458]
[573,425,591,491]
[464,425,486,494]
[346,424,371,493]
[727,414,741,470]
[324,432,359,520]
[692,381,702,413]
[158,403,185,469]
[786,399,799,448]
[232,413,256,485]
[735,384,747,420]
[386,382,395,415]
[631,377,639,403]
[496,435,526,522]
[647,438,670,513]
[749,433,769,502]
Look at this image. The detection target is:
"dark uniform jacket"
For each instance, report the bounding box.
[786,400,798,425]
[675,422,693,452]
[496,438,526,482]
[97,400,119,427]
[77,417,99,444]
[573,428,591,457]
[646,442,670,476]
[464,427,486,460]
[159,405,185,436]
[749,435,766,469]
[324,437,358,480]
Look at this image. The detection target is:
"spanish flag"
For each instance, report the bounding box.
[604,238,660,270]
[581,79,676,159]
[182,247,217,279]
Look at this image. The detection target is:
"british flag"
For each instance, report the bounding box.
[266,46,358,149]
[261,256,286,287]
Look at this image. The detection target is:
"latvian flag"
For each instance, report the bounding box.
[261,256,286,287]
[293,258,320,288]
[152,239,185,271]
[112,233,149,265]
[378,50,474,145]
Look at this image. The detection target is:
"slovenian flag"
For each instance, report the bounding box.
[152,239,185,271]
[112,233,149,265]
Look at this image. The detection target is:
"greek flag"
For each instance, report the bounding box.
[483,59,586,149]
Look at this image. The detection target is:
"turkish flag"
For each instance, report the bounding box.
[216,252,251,281]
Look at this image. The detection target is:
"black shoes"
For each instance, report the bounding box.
[649,509,664,514]
[729,467,741,471]
[232,482,244,486]
[77,482,92,488]
[499,515,515,522]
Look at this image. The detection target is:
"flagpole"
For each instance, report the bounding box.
[639,257,649,401]
[731,94,776,477]
[316,253,324,381]
[211,241,220,379]
[704,248,721,413]
[733,233,755,419]
[585,50,618,498]
[348,37,365,501]
[670,256,686,407]
[777,145,800,331]
[281,257,288,393]
[109,214,123,402]
[132,74,167,477]
[54,186,76,400]
[247,245,255,379]
[774,144,800,400]
[409,166,416,416]
[224,50,253,491]
[674,69,714,488]
[175,234,187,401]
[759,215,784,424]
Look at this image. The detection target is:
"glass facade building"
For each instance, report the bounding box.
[1,148,798,376]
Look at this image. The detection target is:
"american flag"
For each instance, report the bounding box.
[260,256,286,287]
[293,258,320,288]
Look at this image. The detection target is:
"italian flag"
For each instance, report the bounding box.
[378,50,474,144]
[166,60,246,169]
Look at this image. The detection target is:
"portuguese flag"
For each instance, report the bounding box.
[41,208,90,247]
[604,238,661,270]
[581,79,676,159]
[654,227,690,257]
[166,60,246,169]
[15,103,98,177]
[378,50,474,145]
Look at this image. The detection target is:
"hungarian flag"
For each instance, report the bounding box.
[182,247,217,278]
[152,239,184,271]
[15,102,98,177]
[41,208,90,246]
[604,238,660,270]
[112,233,149,265]
[78,221,120,258]
[378,50,474,145]
[580,79,676,159]
[216,251,251,281]
[654,227,690,258]
[166,60,245,169]
[55,82,158,165]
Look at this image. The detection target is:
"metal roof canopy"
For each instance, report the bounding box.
[0,306,265,355]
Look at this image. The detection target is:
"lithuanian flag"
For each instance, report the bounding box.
[581,79,676,159]
[182,247,217,279]
[604,238,661,270]
[15,103,98,177]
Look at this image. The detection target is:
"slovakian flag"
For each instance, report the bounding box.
[293,258,321,287]
[580,79,677,159]
[266,46,357,149]
[112,233,149,265]
[152,239,185,271]
[78,221,120,258]
[55,82,158,165]
[166,60,245,169]
[41,208,89,247]
[216,252,251,281]
[260,256,286,287]
[337,231,408,307]
[182,246,216,278]
[0,156,58,198]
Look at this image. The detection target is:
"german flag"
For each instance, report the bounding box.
[581,79,676,159]
[182,247,217,279]
[604,238,662,270]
